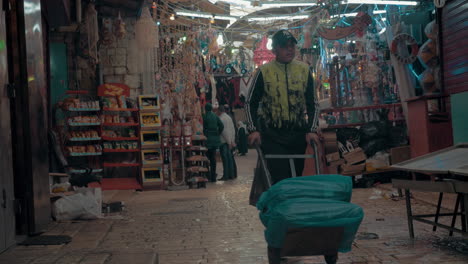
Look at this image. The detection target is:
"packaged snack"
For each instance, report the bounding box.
[86,145,95,153]
[73,99,80,108]
[102,97,110,108]
[118,95,127,108]
[108,97,119,108]
[105,115,112,123]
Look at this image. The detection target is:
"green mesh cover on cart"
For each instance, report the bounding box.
[257,175,353,219]
[261,198,363,253]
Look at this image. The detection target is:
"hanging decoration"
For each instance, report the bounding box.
[390,33,419,64]
[101,18,114,46]
[417,20,440,94]
[253,35,275,66]
[135,7,157,49]
[317,13,372,40]
[135,7,157,93]
[84,3,99,62]
[113,12,126,40]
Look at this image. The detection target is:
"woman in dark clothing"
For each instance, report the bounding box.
[203,103,224,182]
[237,121,248,156]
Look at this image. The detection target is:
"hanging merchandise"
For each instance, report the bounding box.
[417,20,440,94]
[390,33,419,64]
[135,7,157,49]
[135,7,157,93]
[113,12,126,40]
[317,13,372,40]
[253,35,275,66]
[84,3,99,62]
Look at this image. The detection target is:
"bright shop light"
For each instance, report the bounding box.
[261,1,318,7]
[176,11,212,19]
[212,0,252,7]
[247,15,310,22]
[331,10,386,18]
[341,0,419,5]
[175,10,238,21]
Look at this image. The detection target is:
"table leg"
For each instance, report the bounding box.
[405,189,415,238]
[463,193,468,234]
[433,192,444,231]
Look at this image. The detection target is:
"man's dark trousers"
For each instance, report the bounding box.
[206,148,218,182]
[261,129,307,184]
[220,143,236,179]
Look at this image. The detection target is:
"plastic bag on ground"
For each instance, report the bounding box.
[261,198,364,253]
[257,175,353,215]
[52,188,102,221]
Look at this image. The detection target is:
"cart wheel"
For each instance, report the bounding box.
[324,254,338,264]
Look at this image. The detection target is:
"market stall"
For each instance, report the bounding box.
[49,0,448,191]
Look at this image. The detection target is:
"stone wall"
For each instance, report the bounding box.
[99,18,143,98]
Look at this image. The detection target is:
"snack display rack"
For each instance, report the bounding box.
[138,95,165,189]
[61,92,103,176]
[96,83,142,190]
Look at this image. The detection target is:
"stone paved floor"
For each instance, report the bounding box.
[1,150,468,264]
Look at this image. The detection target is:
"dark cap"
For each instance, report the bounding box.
[272,30,297,48]
[205,103,213,111]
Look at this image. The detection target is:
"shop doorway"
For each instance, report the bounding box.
[0,0,16,253]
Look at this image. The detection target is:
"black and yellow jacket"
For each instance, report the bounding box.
[245,60,319,133]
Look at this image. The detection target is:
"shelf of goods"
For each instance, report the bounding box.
[138,95,164,190]
[96,83,142,190]
[320,103,405,129]
[61,94,103,177]
[185,136,209,189]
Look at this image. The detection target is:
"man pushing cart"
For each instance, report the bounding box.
[245,30,364,264]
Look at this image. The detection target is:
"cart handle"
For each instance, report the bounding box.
[255,144,273,188]
[255,140,320,188]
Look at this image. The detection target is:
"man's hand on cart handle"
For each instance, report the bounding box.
[248,131,262,146]
[306,132,322,147]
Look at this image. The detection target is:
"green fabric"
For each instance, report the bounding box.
[259,60,310,128]
[261,198,363,252]
[203,111,224,149]
[257,175,353,218]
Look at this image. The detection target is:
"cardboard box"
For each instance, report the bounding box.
[329,159,345,167]
[343,148,367,165]
[341,162,366,175]
[390,145,411,165]
[326,152,341,163]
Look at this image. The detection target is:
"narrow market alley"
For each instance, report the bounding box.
[1,151,467,264]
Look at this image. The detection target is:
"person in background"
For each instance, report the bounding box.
[224,104,238,147]
[245,29,320,184]
[218,105,237,180]
[203,103,224,182]
[237,121,248,156]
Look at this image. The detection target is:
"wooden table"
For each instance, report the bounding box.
[391,143,468,237]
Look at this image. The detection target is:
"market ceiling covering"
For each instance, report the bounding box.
[166,0,421,39]
[78,0,422,47]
